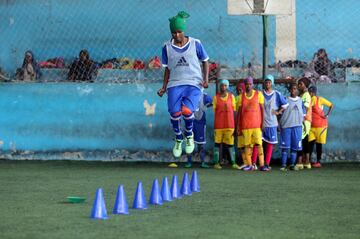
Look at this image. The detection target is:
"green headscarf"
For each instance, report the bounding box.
[169,11,190,33]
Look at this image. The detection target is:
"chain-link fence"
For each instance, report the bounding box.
[0,0,359,83]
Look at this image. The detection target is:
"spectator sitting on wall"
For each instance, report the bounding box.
[16,50,42,81]
[68,49,98,82]
[308,48,335,83]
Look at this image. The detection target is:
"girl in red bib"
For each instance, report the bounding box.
[308,86,334,168]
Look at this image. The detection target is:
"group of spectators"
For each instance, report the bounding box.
[11,48,337,83]
[15,50,97,82]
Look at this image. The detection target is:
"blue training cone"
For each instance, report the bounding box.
[170,175,182,199]
[190,170,200,193]
[161,176,172,202]
[90,188,108,220]
[132,181,147,209]
[149,178,163,205]
[180,172,192,196]
[113,185,129,215]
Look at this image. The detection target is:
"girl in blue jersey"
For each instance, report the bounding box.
[279,83,306,171]
[157,11,209,160]
[185,92,212,168]
[260,74,288,171]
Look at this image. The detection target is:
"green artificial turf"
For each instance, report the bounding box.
[0,160,359,239]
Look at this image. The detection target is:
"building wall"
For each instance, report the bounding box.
[0,82,177,152]
[0,0,359,161]
[0,82,359,161]
[296,0,360,61]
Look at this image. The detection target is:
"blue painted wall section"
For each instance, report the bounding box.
[0,82,359,161]
[1,0,360,161]
[296,0,360,61]
[0,82,206,151]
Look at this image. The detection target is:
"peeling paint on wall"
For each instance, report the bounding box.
[62,151,83,160]
[143,99,156,116]
[9,17,14,26]
[9,141,16,152]
[135,83,146,93]
[76,85,94,96]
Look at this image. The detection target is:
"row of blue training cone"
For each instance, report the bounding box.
[90,171,200,219]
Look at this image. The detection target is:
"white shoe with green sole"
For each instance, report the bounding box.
[172,139,183,158]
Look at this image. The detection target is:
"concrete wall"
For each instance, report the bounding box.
[0,82,183,151]
[1,0,360,161]
[296,0,360,61]
[0,81,359,161]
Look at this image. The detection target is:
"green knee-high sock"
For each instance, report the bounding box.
[229,147,236,164]
[213,147,220,164]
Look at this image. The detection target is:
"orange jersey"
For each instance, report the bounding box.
[311,96,331,128]
[239,91,262,129]
[214,93,235,129]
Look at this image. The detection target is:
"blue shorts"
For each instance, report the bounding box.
[167,85,201,114]
[279,126,302,151]
[262,126,278,144]
[193,120,206,144]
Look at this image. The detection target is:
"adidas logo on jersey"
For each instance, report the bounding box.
[176,56,189,67]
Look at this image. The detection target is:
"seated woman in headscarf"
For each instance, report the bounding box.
[68,49,98,82]
[309,48,335,83]
[16,50,42,81]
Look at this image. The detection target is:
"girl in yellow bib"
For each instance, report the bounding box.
[212,79,241,169]
[236,77,266,171]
